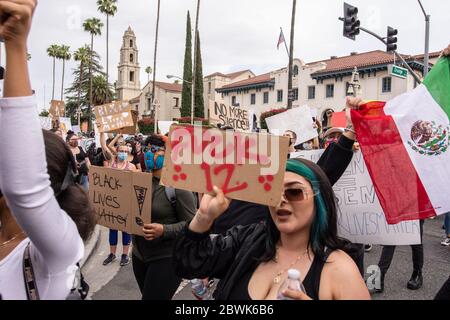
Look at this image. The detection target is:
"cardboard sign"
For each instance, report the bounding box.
[89,166,152,236]
[158,121,179,135]
[291,150,421,245]
[59,117,72,134]
[209,102,250,131]
[95,101,137,134]
[265,105,318,146]
[331,111,347,128]
[49,100,65,118]
[161,124,289,207]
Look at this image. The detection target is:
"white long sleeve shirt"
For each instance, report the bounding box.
[0,96,84,300]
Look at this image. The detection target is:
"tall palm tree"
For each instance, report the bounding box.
[145,66,152,82]
[97,0,117,100]
[73,45,91,127]
[151,0,161,133]
[83,17,103,131]
[57,45,71,103]
[47,44,60,101]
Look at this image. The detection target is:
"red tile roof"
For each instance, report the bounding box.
[310,50,415,75]
[413,51,441,60]
[155,81,182,93]
[205,69,252,79]
[220,73,272,90]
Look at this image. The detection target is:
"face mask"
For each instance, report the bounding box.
[145,151,165,171]
[303,142,313,150]
[118,152,128,162]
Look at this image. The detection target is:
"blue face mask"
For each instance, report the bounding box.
[145,148,165,171]
[118,152,128,162]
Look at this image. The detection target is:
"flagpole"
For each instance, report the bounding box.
[280,27,290,59]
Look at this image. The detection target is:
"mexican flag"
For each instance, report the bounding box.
[351,56,450,224]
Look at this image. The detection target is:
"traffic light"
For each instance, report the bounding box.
[386,26,398,52]
[343,3,360,40]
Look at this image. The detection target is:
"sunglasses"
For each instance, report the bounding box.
[282,186,319,202]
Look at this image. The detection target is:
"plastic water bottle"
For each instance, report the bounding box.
[277,269,306,300]
[191,279,209,300]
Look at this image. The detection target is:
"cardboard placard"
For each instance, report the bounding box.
[49,100,65,118]
[39,117,52,130]
[291,150,421,245]
[59,117,72,134]
[265,105,318,146]
[161,124,289,207]
[209,101,250,131]
[89,166,152,236]
[95,101,137,134]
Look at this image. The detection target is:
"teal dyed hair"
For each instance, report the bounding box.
[286,159,329,251]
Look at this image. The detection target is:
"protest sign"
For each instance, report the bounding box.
[331,111,346,128]
[209,102,250,131]
[39,117,52,130]
[95,101,137,134]
[265,105,318,146]
[162,124,289,206]
[158,121,179,135]
[89,166,152,236]
[291,150,421,245]
[49,100,65,118]
[58,117,72,134]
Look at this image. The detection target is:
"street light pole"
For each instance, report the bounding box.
[152,0,161,134]
[191,0,201,125]
[418,0,430,77]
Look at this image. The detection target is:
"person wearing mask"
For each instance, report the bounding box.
[173,158,371,300]
[0,0,96,299]
[67,133,91,192]
[101,143,137,267]
[283,130,297,154]
[135,140,147,172]
[132,134,197,300]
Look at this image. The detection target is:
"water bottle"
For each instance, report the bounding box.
[191,279,209,300]
[277,269,306,300]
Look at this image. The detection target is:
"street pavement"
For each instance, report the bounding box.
[84,215,449,300]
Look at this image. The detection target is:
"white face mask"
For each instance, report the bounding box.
[303,142,313,150]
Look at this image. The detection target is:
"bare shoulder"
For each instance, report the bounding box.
[321,249,371,300]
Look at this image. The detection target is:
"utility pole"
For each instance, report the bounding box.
[418,0,430,77]
[287,0,297,110]
[191,0,201,124]
[152,0,161,134]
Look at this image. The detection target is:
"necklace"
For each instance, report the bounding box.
[0,231,26,248]
[273,246,309,284]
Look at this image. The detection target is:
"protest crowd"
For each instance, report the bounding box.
[0,0,449,302]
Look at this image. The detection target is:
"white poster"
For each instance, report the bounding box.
[265,105,318,146]
[291,150,421,245]
[158,121,179,135]
[59,117,72,134]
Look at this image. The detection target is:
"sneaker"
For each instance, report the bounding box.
[120,254,130,266]
[441,238,450,246]
[364,244,373,252]
[102,253,116,266]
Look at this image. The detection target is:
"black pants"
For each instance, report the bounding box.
[132,255,182,300]
[378,220,425,275]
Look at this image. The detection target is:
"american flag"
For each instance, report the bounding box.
[277,29,286,50]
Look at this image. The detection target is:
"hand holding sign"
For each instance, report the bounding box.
[142,223,164,241]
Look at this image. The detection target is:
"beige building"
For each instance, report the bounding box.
[213,50,440,127]
[116,27,141,101]
[129,81,182,121]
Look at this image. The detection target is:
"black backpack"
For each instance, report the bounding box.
[164,187,199,209]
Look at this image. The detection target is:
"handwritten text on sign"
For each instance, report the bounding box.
[94,101,137,134]
[89,166,152,236]
[209,102,250,131]
[162,125,289,207]
[291,151,421,245]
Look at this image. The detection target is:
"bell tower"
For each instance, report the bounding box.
[116,26,141,101]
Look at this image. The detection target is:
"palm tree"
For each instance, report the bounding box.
[97,0,118,99]
[57,45,71,103]
[73,45,91,126]
[145,66,152,82]
[47,44,60,101]
[83,17,103,130]
[92,75,115,106]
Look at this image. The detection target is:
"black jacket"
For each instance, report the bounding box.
[173,135,356,299]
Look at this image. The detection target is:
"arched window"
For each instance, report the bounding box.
[130,53,134,63]
[293,65,299,76]
[130,39,133,47]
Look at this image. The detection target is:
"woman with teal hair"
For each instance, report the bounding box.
[173,157,370,300]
